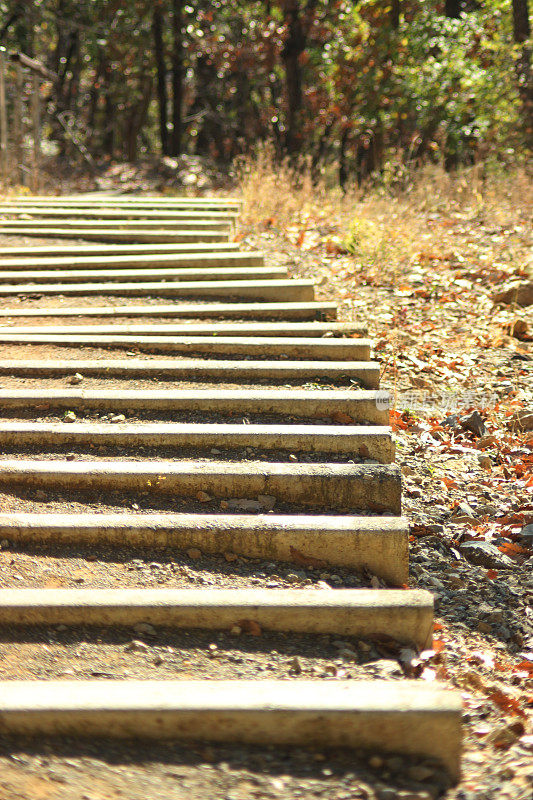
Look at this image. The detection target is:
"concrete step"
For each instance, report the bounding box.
[0,460,401,514]
[0,301,337,320]
[0,197,242,209]
[0,278,315,301]
[0,220,233,232]
[0,322,365,337]
[0,680,461,777]
[0,388,388,424]
[0,251,263,269]
[0,266,283,283]
[0,587,432,648]
[0,334,371,360]
[0,229,230,243]
[0,243,242,257]
[0,359,380,387]
[0,512,408,582]
[0,208,238,221]
[0,422,394,462]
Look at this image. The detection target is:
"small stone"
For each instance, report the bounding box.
[478,435,497,448]
[227,498,262,512]
[401,465,416,476]
[224,552,238,562]
[257,494,276,511]
[210,448,221,454]
[69,373,84,385]
[368,755,384,769]
[134,623,157,636]
[64,411,76,423]
[338,648,357,661]
[285,573,300,583]
[486,721,525,748]
[519,523,533,545]
[0,540,10,548]
[195,491,211,503]
[477,503,498,516]
[447,573,465,589]
[289,454,298,462]
[477,454,492,471]
[406,764,434,781]
[508,409,533,431]
[460,540,514,569]
[125,639,148,652]
[451,500,476,523]
[371,659,402,677]
[288,656,302,674]
[316,580,332,589]
[65,453,76,461]
[460,410,485,438]
[229,625,242,636]
[187,548,202,559]
[110,414,126,423]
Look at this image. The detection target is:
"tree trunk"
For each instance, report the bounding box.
[170,0,184,156]
[512,0,532,146]
[153,2,169,155]
[281,0,305,154]
[102,61,115,157]
[125,76,153,162]
[391,0,401,29]
[444,1,462,17]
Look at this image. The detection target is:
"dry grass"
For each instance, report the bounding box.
[237,148,532,285]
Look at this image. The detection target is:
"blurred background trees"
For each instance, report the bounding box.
[0,0,530,183]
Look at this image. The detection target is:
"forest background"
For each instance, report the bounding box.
[0,0,530,189]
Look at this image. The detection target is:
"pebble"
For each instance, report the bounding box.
[69,373,84,385]
[460,410,485,437]
[460,540,514,569]
[64,411,76,422]
[124,639,148,652]
[257,494,276,510]
[288,656,302,674]
[406,764,434,781]
[519,523,533,544]
[187,548,202,559]
[195,491,211,502]
[110,414,126,423]
[134,623,157,636]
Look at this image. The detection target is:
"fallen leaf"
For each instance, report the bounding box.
[238,619,262,636]
[289,546,327,568]
[489,690,527,718]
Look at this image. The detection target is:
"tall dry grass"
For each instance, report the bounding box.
[236,146,532,250]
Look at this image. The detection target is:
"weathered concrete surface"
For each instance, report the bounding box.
[0,460,401,513]
[0,680,462,779]
[0,359,380,387]
[0,587,433,648]
[0,421,394,462]
[0,301,337,320]
[0,513,409,582]
[0,334,370,360]
[0,387,388,424]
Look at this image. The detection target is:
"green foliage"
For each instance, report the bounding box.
[0,0,528,173]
